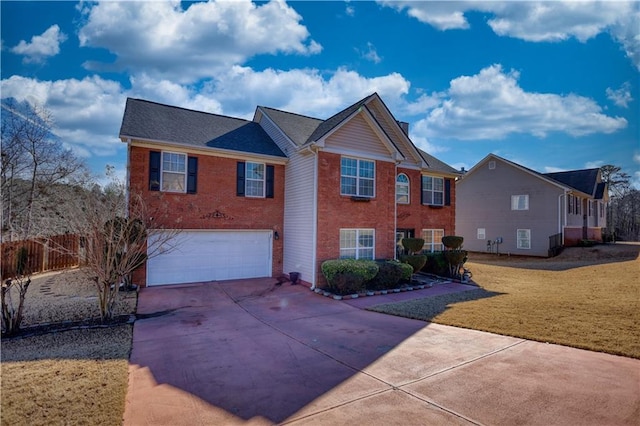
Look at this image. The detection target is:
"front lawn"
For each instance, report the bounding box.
[1,268,136,426]
[369,244,640,359]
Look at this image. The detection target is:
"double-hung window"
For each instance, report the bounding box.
[511,195,529,210]
[245,162,265,197]
[517,229,531,249]
[396,174,410,204]
[421,176,444,205]
[422,229,444,252]
[339,229,375,260]
[161,152,187,192]
[341,157,375,197]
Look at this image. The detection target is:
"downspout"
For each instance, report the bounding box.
[125,138,132,218]
[310,143,319,290]
[561,190,568,245]
[394,160,400,260]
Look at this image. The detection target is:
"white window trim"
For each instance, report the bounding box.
[517,229,531,249]
[511,194,529,211]
[245,161,266,198]
[477,228,486,239]
[422,175,444,206]
[396,173,410,204]
[340,156,376,198]
[161,151,187,193]
[339,228,375,260]
[422,228,444,252]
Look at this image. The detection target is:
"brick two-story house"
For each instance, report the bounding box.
[120,93,460,287]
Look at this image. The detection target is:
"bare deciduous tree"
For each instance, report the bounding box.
[66,174,180,321]
[1,98,89,241]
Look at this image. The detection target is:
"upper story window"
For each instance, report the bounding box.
[245,162,265,197]
[162,152,187,192]
[421,176,444,206]
[511,194,529,210]
[339,229,375,260]
[341,157,375,197]
[396,173,410,204]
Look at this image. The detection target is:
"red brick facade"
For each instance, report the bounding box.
[130,145,285,285]
[313,152,456,286]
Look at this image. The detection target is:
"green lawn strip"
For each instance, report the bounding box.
[1,325,132,426]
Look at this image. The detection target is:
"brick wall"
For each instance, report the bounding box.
[129,145,284,286]
[315,151,396,287]
[396,168,456,238]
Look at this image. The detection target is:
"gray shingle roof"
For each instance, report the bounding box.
[258,107,322,146]
[544,169,601,198]
[120,98,286,158]
[418,149,462,176]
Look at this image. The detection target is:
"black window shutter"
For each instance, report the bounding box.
[187,156,198,194]
[420,176,424,205]
[445,179,451,206]
[266,165,274,198]
[236,162,245,196]
[149,151,161,191]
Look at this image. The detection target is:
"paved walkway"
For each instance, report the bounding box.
[124,279,640,425]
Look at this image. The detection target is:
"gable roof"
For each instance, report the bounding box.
[461,153,604,199]
[418,149,462,176]
[120,98,286,158]
[543,169,600,197]
[257,106,322,147]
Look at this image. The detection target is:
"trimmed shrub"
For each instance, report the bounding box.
[321,259,379,295]
[445,250,468,278]
[421,251,448,276]
[331,273,366,295]
[398,262,414,282]
[442,235,464,250]
[400,254,427,273]
[401,238,425,254]
[366,260,405,290]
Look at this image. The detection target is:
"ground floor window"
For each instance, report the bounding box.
[422,229,444,252]
[477,228,486,239]
[517,229,531,249]
[340,229,375,259]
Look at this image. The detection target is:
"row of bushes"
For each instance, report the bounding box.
[321,259,413,295]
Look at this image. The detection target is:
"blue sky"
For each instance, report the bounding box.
[2,1,639,187]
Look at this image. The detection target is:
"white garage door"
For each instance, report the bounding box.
[147,230,273,286]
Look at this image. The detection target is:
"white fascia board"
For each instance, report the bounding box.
[127,137,288,165]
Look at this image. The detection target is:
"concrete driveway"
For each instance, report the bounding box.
[124,279,640,425]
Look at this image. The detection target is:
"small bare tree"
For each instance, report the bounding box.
[68,174,180,321]
[1,246,31,335]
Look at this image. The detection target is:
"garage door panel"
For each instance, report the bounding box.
[147,230,272,286]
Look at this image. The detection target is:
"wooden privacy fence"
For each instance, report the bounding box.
[1,234,83,280]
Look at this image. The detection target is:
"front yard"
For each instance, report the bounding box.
[370,243,640,359]
[1,269,136,426]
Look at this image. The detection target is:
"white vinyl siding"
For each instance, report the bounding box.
[324,113,391,158]
[340,229,375,260]
[161,152,187,192]
[258,114,315,285]
[517,229,531,249]
[422,229,444,252]
[511,195,529,210]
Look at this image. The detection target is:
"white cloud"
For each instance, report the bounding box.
[358,42,382,64]
[77,0,322,83]
[11,24,67,64]
[1,75,127,159]
[379,1,640,70]
[606,82,634,108]
[585,161,605,169]
[415,64,627,141]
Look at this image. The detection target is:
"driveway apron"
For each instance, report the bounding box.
[124,279,640,425]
